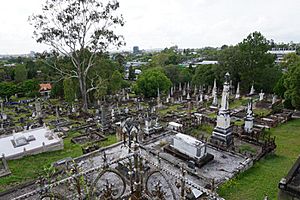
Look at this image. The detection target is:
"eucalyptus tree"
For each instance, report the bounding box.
[29,0,125,110]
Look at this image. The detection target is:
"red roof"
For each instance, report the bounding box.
[39,83,52,91]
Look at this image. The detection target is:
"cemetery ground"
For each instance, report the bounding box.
[218,119,300,200]
[0,132,117,192]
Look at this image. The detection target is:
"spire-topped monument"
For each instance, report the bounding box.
[212,79,218,106]
[211,72,233,147]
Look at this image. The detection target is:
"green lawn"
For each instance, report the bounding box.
[159,104,181,115]
[0,133,118,192]
[218,119,300,200]
[0,136,82,192]
[230,98,248,109]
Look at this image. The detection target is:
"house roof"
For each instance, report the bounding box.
[39,83,52,91]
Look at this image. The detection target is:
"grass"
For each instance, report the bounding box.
[158,104,181,116]
[234,120,244,126]
[254,108,272,117]
[230,98,248,109]
[218,119,300,200]
[0,133,118,192]
[239,144,257,154]
[0,132,83,192]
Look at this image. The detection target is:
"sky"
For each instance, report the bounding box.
[0,0,300,54]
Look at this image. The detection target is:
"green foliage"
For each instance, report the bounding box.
[20,79,40,97]
[163,65,181,84]
[14,64,28,82]
[109,70,123,94]
[282,54,300,109]
[192,64,217,86]
[51,80,64,98]
[0,82,17,99]
[128,65,135,80]
[63,78,76,103]
[219,32,279,93]
[134,68,172,98]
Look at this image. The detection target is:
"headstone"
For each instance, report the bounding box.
[211,72,233,147]
[244,99,254,134]
[0,99,3,114]
[259,90,264,101]
[249,84,255,95]
[35,99,41,118]
[212,79,218,106]
[235,82,240,99]
[187,92,191,100]
[272,94,277,105]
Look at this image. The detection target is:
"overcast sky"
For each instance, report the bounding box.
[0,0,300,54]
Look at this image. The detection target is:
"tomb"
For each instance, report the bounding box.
[164,133,214,167]
[0,127,63,160]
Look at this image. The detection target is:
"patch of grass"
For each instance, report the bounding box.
[159,104,181,116]
[99,134,118,147]
[230,98,248,109]
[239,144,257,154]
[0,132,82,192]
[234,120,244,126]
[207,112,217,118]
[254,108,271,117]
[218,119,300,200]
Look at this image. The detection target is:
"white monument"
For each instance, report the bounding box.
[259,90,265,101]
[235,82,240,99]
[212,79,218,106]
[211,73,233,147]
[272,94,277,105]
[171,133,207,160]
[244,99,254,134]
[249,84,255,95]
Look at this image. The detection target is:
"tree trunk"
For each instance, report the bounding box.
[78,71,88,112]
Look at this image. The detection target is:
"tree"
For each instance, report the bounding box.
[63,78,76,103]
[51,80,64,98]
[192,64,218,87]
[0,82,17,99]
[281,54,300,109]
[30,0,125,111]
[164,65,180,84]
[219,32,278,93]
[128,66,135,80]
[20,79,40,97]
[134,68,172,98]
[15,64,28,82]
[109,70,123,94]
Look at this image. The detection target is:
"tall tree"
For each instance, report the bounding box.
[15,64,28,82]
[134,68,172,98]
[63,78,76,103]
[30,0,125,111]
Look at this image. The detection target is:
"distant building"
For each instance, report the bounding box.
[268,48,296,64]
[133,46,140,54]
[39,83,52,97]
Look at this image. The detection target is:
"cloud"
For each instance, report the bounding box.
[0,0,300,54]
